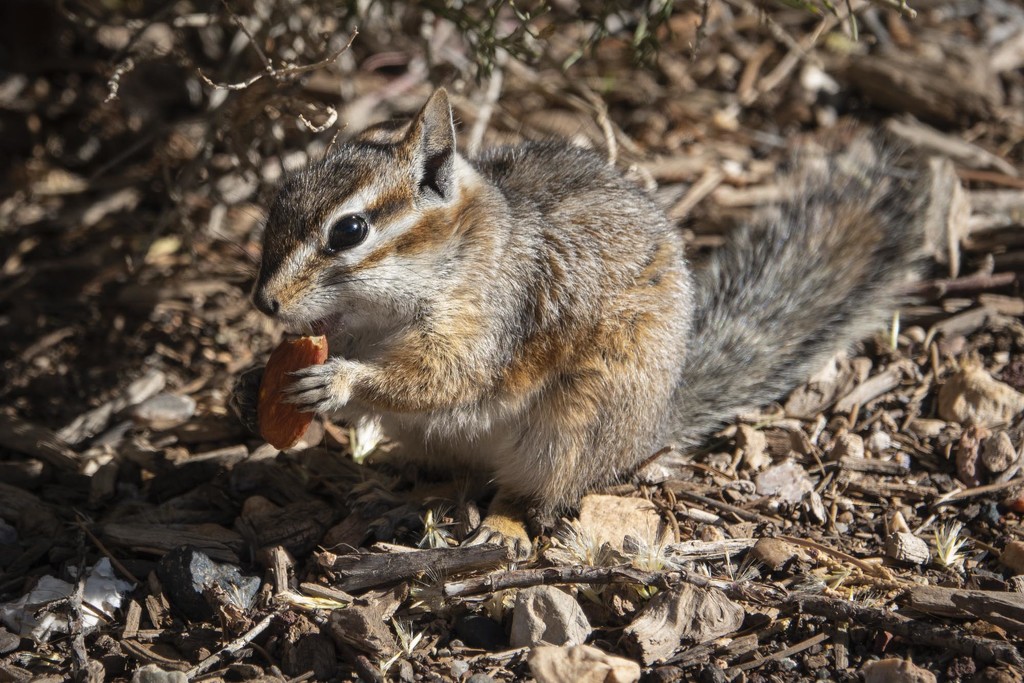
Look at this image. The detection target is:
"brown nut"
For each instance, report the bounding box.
[257,335,328,449]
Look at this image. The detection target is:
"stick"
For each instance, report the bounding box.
[792,595,1024,667]
[442,564,786,603]
[186,610,279,679]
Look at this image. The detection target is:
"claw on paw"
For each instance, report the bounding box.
[465,512,532,561]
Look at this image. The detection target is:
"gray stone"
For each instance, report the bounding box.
[131,665,188,683]
[755,460,813,504]
[131,393,196,430]
[510,586,591,648]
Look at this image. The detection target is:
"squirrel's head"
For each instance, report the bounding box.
[253,88,473,334]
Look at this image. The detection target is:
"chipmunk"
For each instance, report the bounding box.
[237,88,928,558]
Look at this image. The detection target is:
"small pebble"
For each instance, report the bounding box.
[1000,540,1024,574]
[982,431,1018,473]
[131,665,187,683]
[866,430,891,454]
[131,392,196,430]
[830,432,864,460]
[755,460,813,504]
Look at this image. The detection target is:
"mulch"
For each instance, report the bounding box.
[1,1,1023,681]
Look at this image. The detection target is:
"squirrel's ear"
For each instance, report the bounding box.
[405,88,456,200]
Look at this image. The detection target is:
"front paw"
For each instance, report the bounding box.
[282,358,356,414]
[464,513,532,562]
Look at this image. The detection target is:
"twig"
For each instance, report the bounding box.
[690,0,712,59]
[77,517,141,585]
[792,595,1024,667]
[467,51,506,157]
[668,167,725,220]
[0,414,80,472]
[198,30,358,91]
[220,0,272,71]
[441,564,786,603]
[298,105,339,133]
[931,479,1024,507]
[104,58,135,103]
[578,86,617,166]
[669,487,784,525]
[781,535,895,581]
[727,633,829,674]
[185,609,279,679]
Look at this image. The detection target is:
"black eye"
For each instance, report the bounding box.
[326,214,368,253]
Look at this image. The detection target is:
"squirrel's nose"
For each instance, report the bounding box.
[253,289,280,317]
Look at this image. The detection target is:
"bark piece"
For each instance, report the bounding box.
[58,369,167,445]
[884,533,930,565]
[907,585,1024,633]
[846,45,1002,124]
[0,415,80,472]
[622,584,744,665]
[319,544,512,592]
[329,604,398,660]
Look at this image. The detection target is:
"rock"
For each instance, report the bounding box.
[528,644,640,683]
[938,366,1024,428]
[1000,540,1024,574]
[510,586,591,648]
[866,430,892,454]
[861,657,937,683]
[885,533,931,565]
[0,627,19,654]
[131,665,188,683]
[577,495,670,551]
[749,537,801,571]
[622,584,744,665]
[454,613,508,651]
[466,675,496,683]
[155,546,260,622]
[131,393,196,430]
[830,432,864,460]
[755,460,814,504]
[450,660,470,678]
[982,431,1018,473]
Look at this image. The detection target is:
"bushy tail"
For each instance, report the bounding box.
[670,138,931,447]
